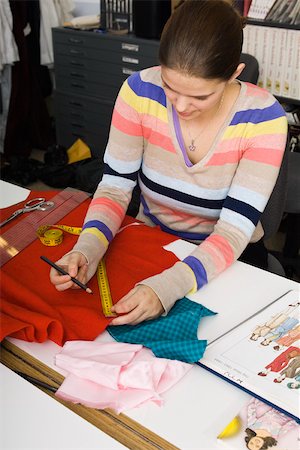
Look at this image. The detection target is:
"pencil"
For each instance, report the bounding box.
[40,255,93,294]
[16,371,58,393]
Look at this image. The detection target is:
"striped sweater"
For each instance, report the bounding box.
[73,66,288,313]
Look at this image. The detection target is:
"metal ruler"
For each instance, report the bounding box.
[97,259,116,317]
[0,188,89,267]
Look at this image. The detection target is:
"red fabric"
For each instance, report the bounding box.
[1,191,179,345]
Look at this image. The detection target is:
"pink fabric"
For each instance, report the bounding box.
[54,341,192,414]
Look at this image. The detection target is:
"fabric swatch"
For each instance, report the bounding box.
[108,297,216,363]
[1,191,179,344]
[55,340,192,414]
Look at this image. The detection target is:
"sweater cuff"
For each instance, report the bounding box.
[137,261,196,314]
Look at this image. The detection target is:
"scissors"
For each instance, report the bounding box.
[0,197,55,228]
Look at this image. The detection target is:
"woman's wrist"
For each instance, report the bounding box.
[136,261,196,314]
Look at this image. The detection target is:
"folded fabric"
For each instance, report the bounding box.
[108,297,216,363]
[1,191,179,344]
[55,341,192,414]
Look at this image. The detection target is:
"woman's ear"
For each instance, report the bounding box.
[229,63,245,83]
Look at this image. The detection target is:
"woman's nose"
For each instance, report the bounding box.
[174,95,189,112]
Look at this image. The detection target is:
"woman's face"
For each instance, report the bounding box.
[161,66,227,121]
[247,436,265,450]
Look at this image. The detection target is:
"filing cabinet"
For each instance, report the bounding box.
[52,28,159,157]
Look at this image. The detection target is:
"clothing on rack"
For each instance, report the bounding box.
[3,0,54,161]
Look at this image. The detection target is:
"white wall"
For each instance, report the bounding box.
[73,0,100,16]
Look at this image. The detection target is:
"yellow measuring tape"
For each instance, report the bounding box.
[37,224,114,317]
[97,259,116,317]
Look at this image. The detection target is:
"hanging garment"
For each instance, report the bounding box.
[4,0,54,160]
[0,0,19,152]
[0,0,19,70]
[39,0,74,66]
[108,297,216,363]
[54,341,192,414]
[1,191,180,344]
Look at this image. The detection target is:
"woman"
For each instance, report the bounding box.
[49,1,287,326]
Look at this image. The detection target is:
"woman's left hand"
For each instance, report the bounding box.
[110,285,164,325]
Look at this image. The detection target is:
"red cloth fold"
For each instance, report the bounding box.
[1,191,179,345]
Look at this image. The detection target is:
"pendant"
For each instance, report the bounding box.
[188,140,196,152]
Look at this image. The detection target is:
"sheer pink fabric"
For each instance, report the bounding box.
[55,341,192,413]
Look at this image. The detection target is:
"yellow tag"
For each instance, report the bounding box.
[67,139,91,164]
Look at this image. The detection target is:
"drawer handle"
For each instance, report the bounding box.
[70,72,85,78]
[72,133,84,138]
[71,112,84,118]
[70,49,84,55]
[69,101,83,106]
[71,123,84,128]
[70,60,85,67]
[68,38,83,44]
[121,43,139,52]
[71,82,85,88]
[122,67,135,75]
[122,56,139,64]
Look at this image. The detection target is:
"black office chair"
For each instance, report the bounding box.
[270,150,300,278]
[238,53,259,84]
[260,143,289,277]
[237,53,288,277]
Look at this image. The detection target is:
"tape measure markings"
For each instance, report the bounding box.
[0,189,90,267]
[97,259,116,318]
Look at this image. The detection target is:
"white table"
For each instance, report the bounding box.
[4,264,298,450]
[1,183,299,449]
[0,363,126,450]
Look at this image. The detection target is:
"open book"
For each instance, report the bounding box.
[197,290,300,423]
[217,397,299,450]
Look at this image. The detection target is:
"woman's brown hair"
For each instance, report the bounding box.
[159,0,245,80]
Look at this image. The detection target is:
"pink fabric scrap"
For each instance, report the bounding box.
[54,341,192,414]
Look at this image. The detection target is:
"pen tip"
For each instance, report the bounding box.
[86,288,93,294]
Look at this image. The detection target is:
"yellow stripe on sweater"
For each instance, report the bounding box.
[120,81,168,123]
[224,116,287,139]
[81,228,109,248]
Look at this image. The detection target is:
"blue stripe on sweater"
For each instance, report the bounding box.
[183,255,208,290]
[82,220,113,242]
[104,163,139,181]
[127,72,167,107]
[224,196,261,225]
[141,196,209,241]
[140,171,224,210]
[230,102,284,125]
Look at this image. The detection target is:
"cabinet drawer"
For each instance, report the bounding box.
[53,28,160,59]
[55,73,126,100]
[54,94,113,135]
[56,123,108,159]
[54,45,158,72]
[54,62,139,88]
[54,90,114,115]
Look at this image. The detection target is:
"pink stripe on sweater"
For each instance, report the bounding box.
[116,98,169,135]
[112,110,143,136]
[90,197,124,219]
[202,234,235,270]
[143,126,176,153]
[243,147,284,166]
[207,151,241,166]
[244,82,270,99]
[115,96,141,124]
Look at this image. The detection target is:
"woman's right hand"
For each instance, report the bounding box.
[49,251,89,292]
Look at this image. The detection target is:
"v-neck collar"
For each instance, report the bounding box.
[167,81,247,169]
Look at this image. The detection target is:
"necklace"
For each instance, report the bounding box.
[185,89,226,152]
